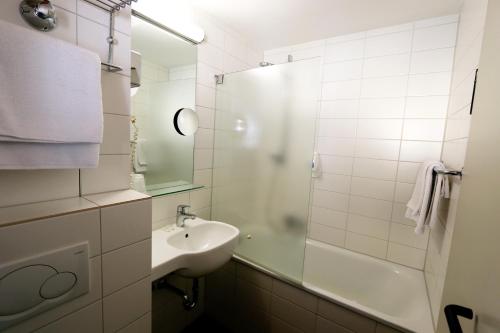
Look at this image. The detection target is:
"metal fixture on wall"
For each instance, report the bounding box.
[19,0,57,31]
[20,0,139,72]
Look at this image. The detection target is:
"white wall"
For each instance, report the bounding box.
[425,0,489,328]
[0,0,132,206]
[265,15,458,270]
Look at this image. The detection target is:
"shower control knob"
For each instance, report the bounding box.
[19,0,57,32]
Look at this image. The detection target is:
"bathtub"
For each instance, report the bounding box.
[303,239,433,333]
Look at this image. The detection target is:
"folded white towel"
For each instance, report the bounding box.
[0,142,100,169]
[406,161,450,234]
[0,19,103,144]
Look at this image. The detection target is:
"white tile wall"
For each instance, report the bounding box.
[424,0,488,329]
[1,196,152,332]
[265,15,458,269]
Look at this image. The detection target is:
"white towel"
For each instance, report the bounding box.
[0,19,102,168]
[406,161,450,234]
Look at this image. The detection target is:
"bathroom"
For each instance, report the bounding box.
[0,0,499,332]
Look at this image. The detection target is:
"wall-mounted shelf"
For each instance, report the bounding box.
[81,0,139,72]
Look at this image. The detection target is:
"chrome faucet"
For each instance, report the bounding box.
[176,205,196,227]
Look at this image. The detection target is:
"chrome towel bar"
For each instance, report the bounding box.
[434,168,463,179]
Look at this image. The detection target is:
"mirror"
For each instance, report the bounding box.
[130,12,201,196]
[174,108,199,136]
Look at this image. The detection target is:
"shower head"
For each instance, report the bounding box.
[259,61,274,67]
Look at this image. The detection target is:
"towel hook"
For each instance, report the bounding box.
[19,0,57,32]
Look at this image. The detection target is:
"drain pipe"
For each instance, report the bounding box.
[152,277,199,310]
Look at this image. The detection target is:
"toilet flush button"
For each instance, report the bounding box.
[0,265,56,315]
[39,272,77,299]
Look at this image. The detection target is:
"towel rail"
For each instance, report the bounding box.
[434,168,463,179]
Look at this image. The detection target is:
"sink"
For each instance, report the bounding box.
[151,218,239,280]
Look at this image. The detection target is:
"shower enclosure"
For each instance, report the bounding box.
[211,59,321,282]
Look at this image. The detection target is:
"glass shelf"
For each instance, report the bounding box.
[145,182,204,197]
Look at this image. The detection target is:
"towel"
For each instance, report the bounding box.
[0,19,102,168]
[406,161,450,234]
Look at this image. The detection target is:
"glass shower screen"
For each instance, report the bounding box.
[211,58,320,282]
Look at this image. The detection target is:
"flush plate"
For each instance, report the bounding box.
[0,242,90,330]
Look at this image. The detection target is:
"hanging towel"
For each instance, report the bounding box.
[0,19,102,168]
[406,161,450,234]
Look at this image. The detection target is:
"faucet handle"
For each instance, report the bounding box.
[177,204,190,214]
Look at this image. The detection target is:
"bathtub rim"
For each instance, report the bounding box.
[232,241,432,333]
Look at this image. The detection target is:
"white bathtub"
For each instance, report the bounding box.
[303,239,433,333]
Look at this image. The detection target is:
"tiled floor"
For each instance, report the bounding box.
[181,315,233,333]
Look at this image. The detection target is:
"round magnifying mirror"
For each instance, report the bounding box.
[173,108,199,136]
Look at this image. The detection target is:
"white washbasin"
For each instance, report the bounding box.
[151,218,239,280]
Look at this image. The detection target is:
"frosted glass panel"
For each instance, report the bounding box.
[212,59,320,281]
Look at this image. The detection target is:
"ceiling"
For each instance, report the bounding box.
[188,0,462,50]
[131,16,197,68]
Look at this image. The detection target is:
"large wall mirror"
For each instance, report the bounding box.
[130,11,202,196]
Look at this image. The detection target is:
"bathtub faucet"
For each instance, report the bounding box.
[176,205,196,227]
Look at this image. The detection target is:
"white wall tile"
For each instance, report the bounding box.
[100,199,152,253]
[101,114,130,155]
[387,243,426,269]
[102,239,151,295]
[345,232,387,259]
[357,119,403,140]
[402,119,446,141]
[309,223,346,247]
[349,196,393,220]
[350,177,395,201]
[347,214,390,240]
[399,141,442,162]
[320,155,354,175]
[363,54,410,78]
[313,190,349,212]
[410,48,455,74]
[365,31,412,57]
[316,138,356,156]
[405,96,449,118]
[397,162,421,183]
[324,40,364,63]
[152,192,190,223]
[326,32,366,44]
[407,72,452,96]
[354,139,400,160]
[190,188,212,210]
[322,80,361,100]
[318,119,357,138]
[412,23,458,51]
[196,84,216,108]
[0,170,79,207]
[352,158,397,180]
[80,155,130,195]
[391,203,416,226]
[292,46,325,61]
[194,149,213,170]
[323,60,363,82]
[320,100,359,118]
[390,223,429,249]
[394,182,414,203]
[36,301,103,333]
[103,278,151,333]
[314,174,351,193]
[198,42,224,70]
[310,206,347,229]
[358,98,405,118]
[0,209,101,261]
[361,76,408,98]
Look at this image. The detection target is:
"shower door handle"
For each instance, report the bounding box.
[445,304,474,333]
